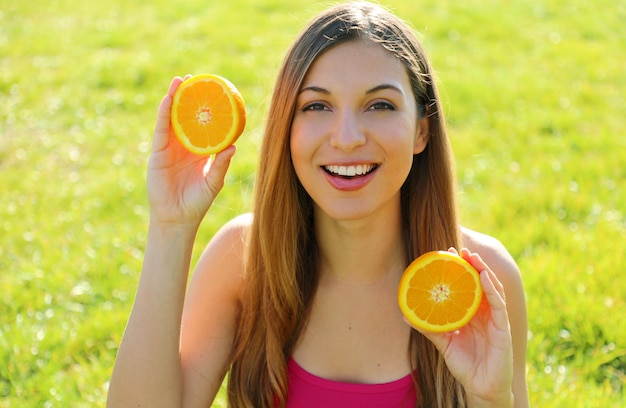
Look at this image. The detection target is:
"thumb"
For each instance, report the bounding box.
[403,317,452,354]
[204,145,237,198]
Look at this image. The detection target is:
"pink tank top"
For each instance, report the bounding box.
[285,358,417,407]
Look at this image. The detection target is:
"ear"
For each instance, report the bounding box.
[413,116,430,154]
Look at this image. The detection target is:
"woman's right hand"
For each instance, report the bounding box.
[146,76,236,228]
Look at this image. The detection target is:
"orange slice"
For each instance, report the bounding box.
[398,251,483,333]
[171,74,246,155]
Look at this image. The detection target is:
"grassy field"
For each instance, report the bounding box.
[1,0,624,406]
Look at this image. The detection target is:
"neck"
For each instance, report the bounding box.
[314,206,407,285]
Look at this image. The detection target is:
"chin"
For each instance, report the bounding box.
[313,202,382,224]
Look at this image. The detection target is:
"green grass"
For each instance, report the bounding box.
[1,0,625,406]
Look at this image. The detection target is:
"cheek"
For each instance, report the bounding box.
[394,150,416,182]
[289,125,312,181]
[290,114,326,159]
[384,127,419,179]
[383,123,418,155]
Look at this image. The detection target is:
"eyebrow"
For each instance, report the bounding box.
[365,84,404,95]
[298,83,404,95]
[299,85,329,95]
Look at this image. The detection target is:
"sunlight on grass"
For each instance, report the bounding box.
[1,0,625,406]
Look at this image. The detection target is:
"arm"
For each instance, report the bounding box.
[106,222,196,407]
[179,214,250,406]
[107,77,238,407]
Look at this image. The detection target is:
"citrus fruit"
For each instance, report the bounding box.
[171,74,246,155]
[398,251,483,333]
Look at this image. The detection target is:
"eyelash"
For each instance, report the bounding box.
[301,102,328,112]
[369,101,396,111]
[300,101,396,112]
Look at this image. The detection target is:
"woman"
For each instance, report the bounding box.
[107,2,528,407]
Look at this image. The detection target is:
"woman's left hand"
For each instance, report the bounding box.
[410,247,514,407]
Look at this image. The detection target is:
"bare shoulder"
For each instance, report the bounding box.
[460,227,528,333]
[204,212,252,258]
[192,212,253,294]
[461,226,521,283]
[186,211,253,311]
[212,211,253,244]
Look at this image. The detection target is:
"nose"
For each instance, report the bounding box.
[329,110,366,152]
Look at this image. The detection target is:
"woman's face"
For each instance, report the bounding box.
[290,40,428,222]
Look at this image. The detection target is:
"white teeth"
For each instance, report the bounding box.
[325,164,375,177]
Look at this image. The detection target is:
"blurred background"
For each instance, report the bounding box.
[1,0,624,406]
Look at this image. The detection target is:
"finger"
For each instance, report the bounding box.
[153,77,186,152]
[458,247,472,262]
[152,94,173,152]
[465,251,507,306]
[167,76,184,97]
[466,250,506,298]
[403,317,451,353]
[447,247,459,255]
[465,250,490,275]
[480,270,510,331]
[204,145,237,197]
[487,267,506,299]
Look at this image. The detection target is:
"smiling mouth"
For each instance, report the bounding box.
[323,164,378,178]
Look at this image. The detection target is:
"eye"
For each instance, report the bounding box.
[301,102,330,112]
[368,101,396,111]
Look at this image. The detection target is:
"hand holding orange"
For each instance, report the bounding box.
[170,74,246,156]
[398,250,483,333]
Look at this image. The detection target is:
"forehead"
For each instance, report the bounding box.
[302,40,410,90]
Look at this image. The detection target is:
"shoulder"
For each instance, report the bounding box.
[460,226,527,327]
[214,212,253,241]
[203,212,253,262]
[461,226,520,282]
[190,212,253,299]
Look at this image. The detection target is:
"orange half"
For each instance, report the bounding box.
[398,251,483,333]
[171,74,246,155]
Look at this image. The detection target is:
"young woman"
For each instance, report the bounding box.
[107,2,528,407]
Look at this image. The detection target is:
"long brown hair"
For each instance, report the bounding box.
[228,2,463,407]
